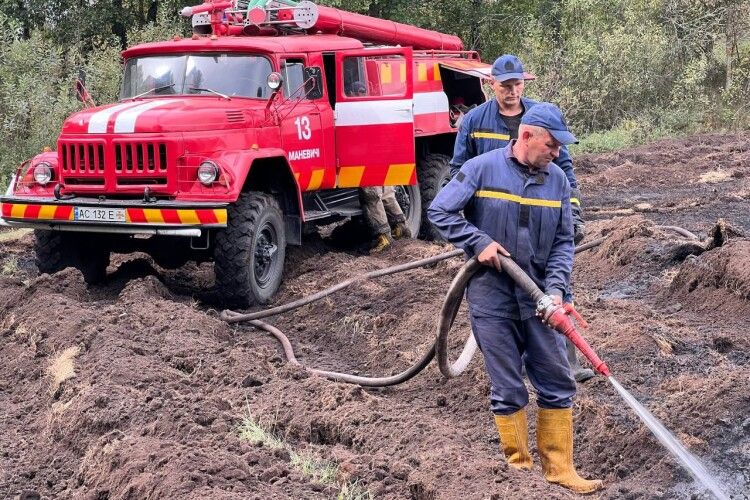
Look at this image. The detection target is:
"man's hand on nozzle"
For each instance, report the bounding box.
[478,241,511,271]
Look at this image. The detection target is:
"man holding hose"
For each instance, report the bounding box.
[449,54,593,383]
[427,103,602,494]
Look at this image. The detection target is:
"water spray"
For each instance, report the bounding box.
[494,254,730,500]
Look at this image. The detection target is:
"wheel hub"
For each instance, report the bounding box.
[254,224,278,286]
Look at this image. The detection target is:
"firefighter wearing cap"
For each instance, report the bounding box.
[428,103,603,494]
[451,54,594,383]
[449,54,586,246]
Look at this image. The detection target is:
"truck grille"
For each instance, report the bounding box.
[58,139,174,190]
[114,142,168,173]
[61,142,106,174]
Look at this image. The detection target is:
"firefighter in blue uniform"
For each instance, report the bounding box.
[428,103,603,494]
[451,54,594,382]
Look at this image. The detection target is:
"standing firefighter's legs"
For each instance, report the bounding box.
[360,187,393,253]
[381,186,410,239]
[469,313,533,468]
[472,313,593,483]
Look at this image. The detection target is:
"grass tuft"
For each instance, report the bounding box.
[239,411,373,497]
[48,346,81,394]
[1,256,19,276]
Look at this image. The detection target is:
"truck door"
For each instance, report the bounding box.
[279,57,334,192]
[333,48,415,188]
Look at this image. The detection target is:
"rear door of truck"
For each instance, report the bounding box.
[333,48,416,188]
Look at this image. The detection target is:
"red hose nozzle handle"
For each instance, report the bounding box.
[563,302,588,329]
[537,297,611,377]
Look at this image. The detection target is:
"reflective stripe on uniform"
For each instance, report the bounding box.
[475,189,561,208]
[570,197,580,206]
[470,131,511,140]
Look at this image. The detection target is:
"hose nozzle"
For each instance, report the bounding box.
[537,296,611,377]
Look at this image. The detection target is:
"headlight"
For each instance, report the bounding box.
[33,162,52,185]
[197,161,219,185]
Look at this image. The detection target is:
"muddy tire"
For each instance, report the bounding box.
[34,230,109,284]
[35,230,72,275]
[417,153,451,240]
[214,192,286,308]
[393,183,422,238]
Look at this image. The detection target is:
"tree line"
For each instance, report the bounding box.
[1,0,749,180]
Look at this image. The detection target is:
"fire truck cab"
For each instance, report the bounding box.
[0,0,492,306]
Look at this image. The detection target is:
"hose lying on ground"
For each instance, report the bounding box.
[221,249,464,323]
[222,224,700,386]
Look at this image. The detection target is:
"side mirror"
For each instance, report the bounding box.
[267,72,283,91]
[303,67,323,100]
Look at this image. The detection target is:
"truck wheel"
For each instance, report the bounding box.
[76,238,110,284]
[34,230,72,275]
[214,192,286,307]
[393,184,422,238]
[34,231,109,284]
[417,153,451,241]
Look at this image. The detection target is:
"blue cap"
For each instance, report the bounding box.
[491,54,536,82]
[521,103,578,145]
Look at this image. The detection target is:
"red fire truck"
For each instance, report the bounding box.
[0,0,491,306]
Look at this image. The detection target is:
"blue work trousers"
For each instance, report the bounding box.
[470,311,575,415]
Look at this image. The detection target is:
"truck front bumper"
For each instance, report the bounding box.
[0,197,228,237]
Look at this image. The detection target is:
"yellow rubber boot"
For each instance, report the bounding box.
[369,233,392,254]
[494,408,533,470]
[391,222,411,240]
[537,408,603,494]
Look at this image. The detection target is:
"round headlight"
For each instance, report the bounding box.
[33,162,52,185]
[197,161,219,185]
[267,72,283,91]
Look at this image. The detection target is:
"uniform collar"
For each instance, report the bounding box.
[504,141,550,177]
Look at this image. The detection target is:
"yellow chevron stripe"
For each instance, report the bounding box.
[471,132,510,140]
[381,63,392,84]
[417,63,427,81]
[433,63,441,81]
[337,166,365,188]
[142,208,165,223]
[214,209,227,224]
[384,163,415,185]
[306,169,325,191]
[476,190,561,208]
[38,205,57,220]
[10,204,25,218]
[178,210,201,224]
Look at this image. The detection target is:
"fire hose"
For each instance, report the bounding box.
[220,225,697,386]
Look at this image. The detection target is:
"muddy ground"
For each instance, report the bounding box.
[1,132,749,499]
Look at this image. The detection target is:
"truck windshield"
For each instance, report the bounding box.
[120,54,274,99]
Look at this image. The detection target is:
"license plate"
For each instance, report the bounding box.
[74,206,126,222]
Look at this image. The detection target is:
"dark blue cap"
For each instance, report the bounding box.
[521,103,578,145]
[491,54,536,82]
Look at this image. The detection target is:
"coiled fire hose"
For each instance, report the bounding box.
[220,225,698,386]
